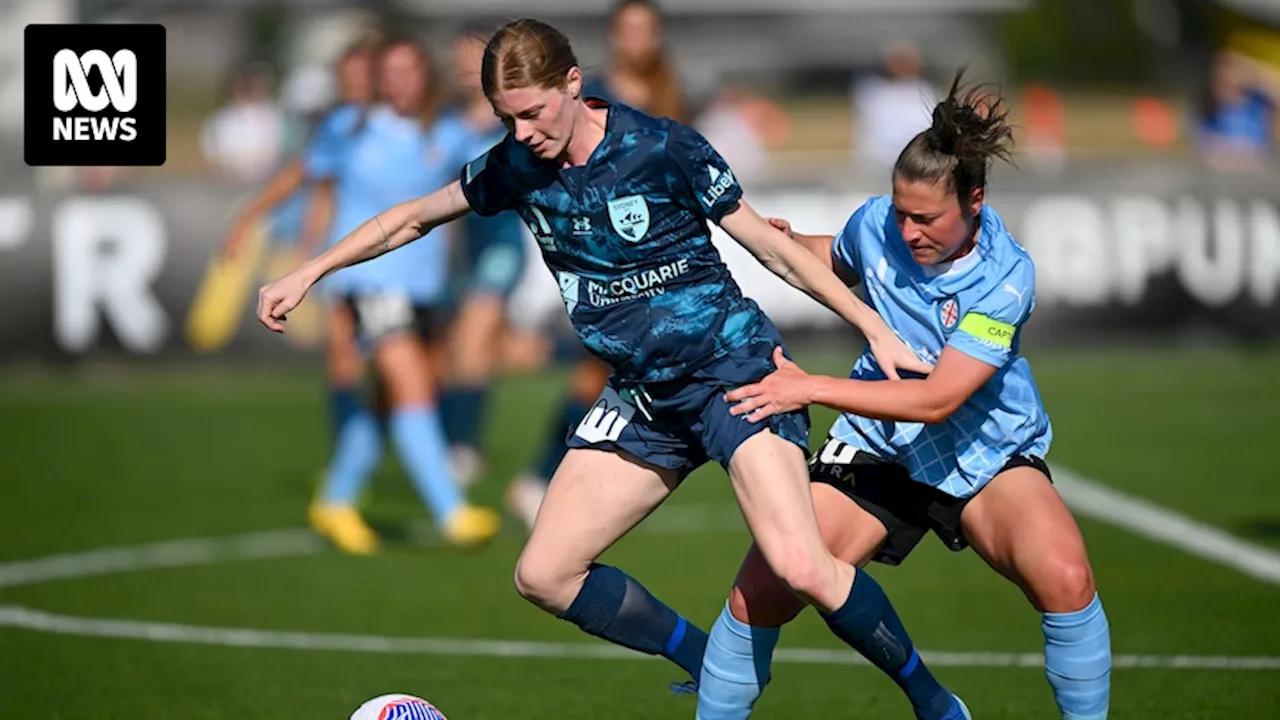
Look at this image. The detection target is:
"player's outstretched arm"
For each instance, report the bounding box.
[256,180,471,333]
[221,158,308,260]
[294,179,334,260]
[766,216,861,287]
[726,346,997,425]
[720,200,932,378]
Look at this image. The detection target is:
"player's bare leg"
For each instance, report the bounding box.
[507,357,613,529]
[513,447,707,680]
[726,432,854,611]
[730,484,888,626]
[375,333,499,546]
[700,467,967,720]
[442,293,507,487]
[310,303,380,555]
[961,466,1110,720]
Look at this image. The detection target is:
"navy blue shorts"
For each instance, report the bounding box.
[565,333,811,479]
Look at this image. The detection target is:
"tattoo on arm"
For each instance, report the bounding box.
[374,215,390,254]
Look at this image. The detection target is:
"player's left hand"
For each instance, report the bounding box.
[725,346,813,423]
[867,331,934,379]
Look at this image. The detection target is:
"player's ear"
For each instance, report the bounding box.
[565,66,583,99]
[968,187,984,219]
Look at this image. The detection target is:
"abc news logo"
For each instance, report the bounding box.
[25,24,165,167]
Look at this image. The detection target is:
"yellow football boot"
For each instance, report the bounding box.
[441,505,502,548]
[308,502,381,556]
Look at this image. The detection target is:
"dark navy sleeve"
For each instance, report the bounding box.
[459,134,519,217]
[667,121,744,224]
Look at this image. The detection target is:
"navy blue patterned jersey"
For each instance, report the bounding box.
[459,102,766,384]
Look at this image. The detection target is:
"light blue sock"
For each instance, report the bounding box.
[320,409,382,505]
[697,603,779,720]
[1043,593,1111,720]
[388,406,464,524]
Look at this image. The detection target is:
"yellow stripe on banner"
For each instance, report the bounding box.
[958,313,1015,349]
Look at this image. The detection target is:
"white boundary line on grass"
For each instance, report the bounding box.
[2,604,1279,670]
[1,469,1279,669]
[1051,465,1280,586]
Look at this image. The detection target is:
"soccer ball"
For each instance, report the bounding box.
[349,694,448,720]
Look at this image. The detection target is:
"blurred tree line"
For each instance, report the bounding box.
[1000,0,1215,89]
[1000,0,1278,90]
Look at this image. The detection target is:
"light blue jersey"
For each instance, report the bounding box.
[828,195,1051,498]
[305,104,469,302]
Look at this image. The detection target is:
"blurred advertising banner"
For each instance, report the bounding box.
[1,174,1278,361]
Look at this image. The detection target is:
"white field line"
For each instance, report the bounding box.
[1,604,1277,670]
[1,469,1278,669]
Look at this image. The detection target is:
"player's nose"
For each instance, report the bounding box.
[900,219,923,242]
[513,119,536,144]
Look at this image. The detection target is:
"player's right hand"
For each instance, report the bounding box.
[766,217,793,238]
[256,269,312,333]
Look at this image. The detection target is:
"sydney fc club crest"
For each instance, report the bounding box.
[939,297,960,330]
[607,195,650,243]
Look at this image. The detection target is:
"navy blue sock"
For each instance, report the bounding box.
[820,569,954,720]
[440,385,487,449]
[559,564,708,680]
[533,397,591,481]
[328,387,362,441]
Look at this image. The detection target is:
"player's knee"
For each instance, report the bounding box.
[1033,557,1096,613]
[768,545,830,605]
[512,555,574,614]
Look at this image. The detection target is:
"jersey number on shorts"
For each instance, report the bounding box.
[817,437,858,465]
[574,387,636,444]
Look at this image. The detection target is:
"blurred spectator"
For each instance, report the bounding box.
[851,39,938,171]
[199,61,288,185]
[695,82,790,185]
[1022,83,1069,177]
[586,0,687,121]
[1196,49,1279,172]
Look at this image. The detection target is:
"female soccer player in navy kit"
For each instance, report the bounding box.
[257,18,937,692]
[698,74,1110,720]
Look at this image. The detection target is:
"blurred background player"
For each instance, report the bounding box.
[1195,48,1279,172]
[213,34,380,460]
[850,38,938,173]
[200,61,289,187]
[301,36,501,554]
[504,0,689,530]
[438,27,532,488]
[188,58,318,354]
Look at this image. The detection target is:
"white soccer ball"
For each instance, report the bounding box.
[349,694,448,720]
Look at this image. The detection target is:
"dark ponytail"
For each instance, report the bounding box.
[894,69,1014,208]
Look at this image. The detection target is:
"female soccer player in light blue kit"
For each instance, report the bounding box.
[303,36,501,553]
[256,18,958,698]
[699,73,1110,720]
